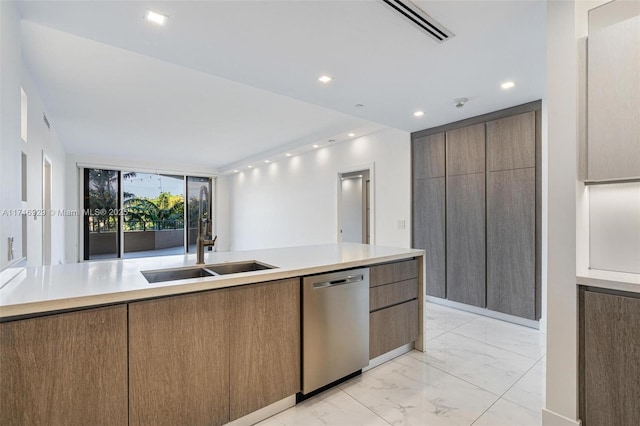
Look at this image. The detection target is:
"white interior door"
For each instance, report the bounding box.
[340,176,363,243]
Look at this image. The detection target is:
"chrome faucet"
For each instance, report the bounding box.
[196,185,217,265]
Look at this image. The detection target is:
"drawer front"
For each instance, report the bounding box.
[370,300,418,359]
[370,259,418,288]
[370,279,418,311]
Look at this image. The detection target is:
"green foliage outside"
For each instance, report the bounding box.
[124,192,185,231]
[88,169,188,233]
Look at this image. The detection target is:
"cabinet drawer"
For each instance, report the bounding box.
[370,259,418,288]
[370,279,418,311]
[370,300,418,359]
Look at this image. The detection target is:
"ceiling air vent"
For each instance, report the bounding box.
[382,0,454,43]
[42,113,50,130]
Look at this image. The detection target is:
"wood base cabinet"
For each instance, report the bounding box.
[129,290,230,426]
[580,288,640,425]
[129,278,300,426]
[0,306,128,426]
[369,259,419,359]
[229,279,300,420]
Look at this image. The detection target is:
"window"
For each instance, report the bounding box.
[82,168,213,260]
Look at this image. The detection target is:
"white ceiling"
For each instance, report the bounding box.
[18,1,546,171]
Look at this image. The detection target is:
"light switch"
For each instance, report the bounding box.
[397,220,406,230]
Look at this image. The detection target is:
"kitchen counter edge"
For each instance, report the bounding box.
[1,246,424,319]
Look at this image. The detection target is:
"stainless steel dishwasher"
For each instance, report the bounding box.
[302,268,369,394]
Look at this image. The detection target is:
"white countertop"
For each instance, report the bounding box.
[0,243,424,318]
[577,268,640,293]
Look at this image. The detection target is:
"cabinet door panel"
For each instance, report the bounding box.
[413,133,445,179]
[584,291,640,425]
[587,15,640,180]
[229,279,300,420]
[487,112,535,171]
[446,123,486,176]
[370,300,418,359]
[0,306,128,426]
[370,259,418,287]
[447,173,486,307]
[413,177,446,298]
[370,279,418,311]
[129,291,229,426]
[487,168,536,319]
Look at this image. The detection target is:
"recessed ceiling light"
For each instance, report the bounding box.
[145,10,168,26]
[233,169,238,173]
[318,75,333,83]
[501,81,516,90]
[313,144,319,148]
[348,133,355,137]
[248,165,253,168]
[265,160,270,163]
[414,111,425,117]
[286,153,292,157]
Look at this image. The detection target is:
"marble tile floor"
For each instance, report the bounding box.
[258,302,546,426]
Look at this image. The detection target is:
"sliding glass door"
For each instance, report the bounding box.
[83,168,120,260]
[83,169,213,261]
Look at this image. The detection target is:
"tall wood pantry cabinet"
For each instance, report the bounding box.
[411,101,541,321]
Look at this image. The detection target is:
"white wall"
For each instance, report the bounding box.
[227,127,411,250]
[1,2,67,269]
[0,1,23,270]
[589,182,640,273]
[544,1,608,425]
[21,69,67,266]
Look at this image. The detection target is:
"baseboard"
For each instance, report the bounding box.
[426,296,541,329]
[542,408,581,426]
[364,343,414,372]
[226,395,296,426]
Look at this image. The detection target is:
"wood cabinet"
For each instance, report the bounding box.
[369,258,419,287]
[445,123,485,176]
[486,168,535,319]
[446,173,486,307]
[486,112,535,171]
[580,289,640,425]
[411,102,541,322]
[369,259,419,359]
[129,278,300,425]
[370,279,418,311]
[412,132,445,179]
[370,300,418,359]
[0,305,128,426]
[413,177,446,298]
[229,278,300,420]
[586,7,640,181]
[129,290,229,426]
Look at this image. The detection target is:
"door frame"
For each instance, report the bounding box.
[337,162,375,244]
[42,152,52,265]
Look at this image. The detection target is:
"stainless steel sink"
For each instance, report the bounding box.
[141,261,276,283]
[141,266,216,283]
[206,260,275,275]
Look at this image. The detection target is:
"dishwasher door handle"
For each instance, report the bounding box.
[312,274,364,289]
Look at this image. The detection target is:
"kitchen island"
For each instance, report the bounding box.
[0,243,425,426]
